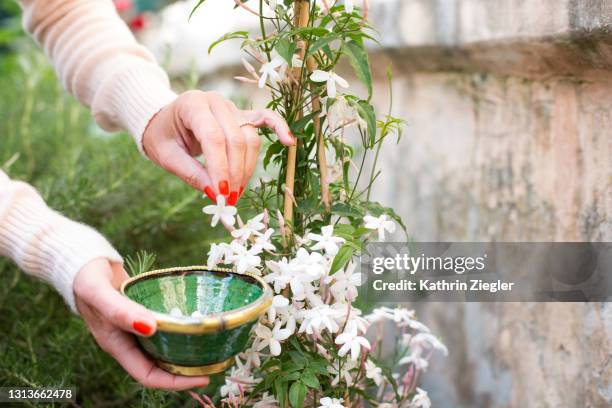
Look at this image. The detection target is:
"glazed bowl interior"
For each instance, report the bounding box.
[123,268,265,319]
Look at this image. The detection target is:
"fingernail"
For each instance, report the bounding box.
[239,186,245,197]
[133,321,153,336]
[228,191,238,206]
[288,131,296,144]
[204,186,216,202]
[219,180,230,196]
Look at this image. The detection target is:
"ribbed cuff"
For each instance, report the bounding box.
[91,56,177,154]
[0,184,122,313]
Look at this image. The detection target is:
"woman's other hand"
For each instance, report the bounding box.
[142,90,296,204]
[73,259,209,390]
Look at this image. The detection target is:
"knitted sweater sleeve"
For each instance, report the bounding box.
[19,0,177,152]
[0,171,122,312]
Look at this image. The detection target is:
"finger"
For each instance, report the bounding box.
[187,103,231,199]
[102,330,209,390]
[158,142,215,201]
[243,109,295,146]
[87,277,158,337]
[208,97,246,206]
[228,104,261,197]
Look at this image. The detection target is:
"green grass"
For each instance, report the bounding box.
[0,40,227,406]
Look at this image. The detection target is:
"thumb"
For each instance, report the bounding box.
[92,280,158,337]
[158,143,213,194]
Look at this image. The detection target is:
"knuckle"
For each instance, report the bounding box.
[249,134,262,150]
[204,90,224,103]
[111,305,130,326]
[184,172,200,187]
[231,135,246,150]
[206,131,226,146]
[182,89,204,102]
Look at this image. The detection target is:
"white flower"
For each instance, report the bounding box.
[365,307,415,324]
[203,195,237,227]
[398,351,429,371]
[207,242,231,267]
[327,358,358,386]
[310,70,349,98]
[335,327,371,360]
[411,388,431,408]
[259,56,285,88]
[228,241,262,273]
[239,347,261,369]
[292,247,327,279]
[363,214,396,241]
[318,397,345,408]
[219,365,259,397]
[410,332,449,356]
[299,304,340,334]
[255,322,291,356]
[307,225,345,256]
[264,258,293,293]
[265,251,320,300]
[267,294,289,322]
[254,392,278,408]
[329,262,361,302]
[364,359,384,386]
[232,213,266,241]
[254,228,276,251]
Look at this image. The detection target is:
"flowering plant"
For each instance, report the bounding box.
[189,1,447,406]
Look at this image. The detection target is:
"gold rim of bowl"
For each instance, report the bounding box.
[120,265,272,334]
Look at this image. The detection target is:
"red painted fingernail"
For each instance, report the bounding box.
[219,180,230,196]
[133,321,153,336]
[288,131,296,144]
[204,186,216,202]
[228,191,238,206]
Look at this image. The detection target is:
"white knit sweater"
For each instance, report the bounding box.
[1,0,177,311]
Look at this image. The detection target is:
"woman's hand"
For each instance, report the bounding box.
[143,90,296,204]
[73,259,209,390]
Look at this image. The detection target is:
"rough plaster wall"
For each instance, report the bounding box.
[353,64,612,407]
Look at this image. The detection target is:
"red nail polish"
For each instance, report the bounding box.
[219,180,230,196]
[133,321,153,336]
[228,191,238,206]
[204,186,216,202]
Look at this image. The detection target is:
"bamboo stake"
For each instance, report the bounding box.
[282,0,310,242]
[306,56,331,212]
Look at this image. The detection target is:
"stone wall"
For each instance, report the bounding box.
[362,1,612,407]
[145,1,612,406]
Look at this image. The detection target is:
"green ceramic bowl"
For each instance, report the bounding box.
[120,266,272,376]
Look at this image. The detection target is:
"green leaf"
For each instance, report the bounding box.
[355,100,377,147]
[290,111,320,135]
[333,223,355,240]
[275,378,289,408]
[343,40,373,99]
[189,0,207,21]
[330,244,355,275]
[288,351,309,367]
[276,38,297,65]
[208,31,249,54]
[263,142,284,169]
[307,34,338,56]
[301,371,320,389]
[288,382,307,408]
